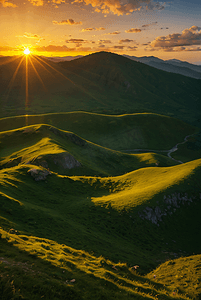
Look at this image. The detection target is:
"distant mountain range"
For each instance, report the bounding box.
[123,55,201,79]
[44,54,201,79]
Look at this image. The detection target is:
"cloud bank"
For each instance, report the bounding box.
[150,26,201,51]
[25,0,166,15]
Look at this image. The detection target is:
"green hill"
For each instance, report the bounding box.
[147,254,201,299]
[0,112,197,151]
[0,123,178,176]
[0,158,201,272]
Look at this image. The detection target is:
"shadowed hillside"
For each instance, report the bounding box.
[0,112,197,151]
[0,52,200,128]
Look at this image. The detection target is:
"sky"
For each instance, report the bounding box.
[0,0,201,63]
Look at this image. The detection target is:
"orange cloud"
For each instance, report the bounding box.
[28,0,44,6]
[17,32,41,39]
[125,28,141,33]
[81,28,94,32]
[150,26,201,49]
[81,27,106,32]
[96,27,106,31]
[28,0,165,16]
[108,31,121,35]
[53,19,82,25]
[0,0,17,7]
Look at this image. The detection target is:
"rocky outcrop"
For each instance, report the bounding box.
[138,192,200,225]
[52,153,81,169]
[31,152,81,170]
[28,168,51,181]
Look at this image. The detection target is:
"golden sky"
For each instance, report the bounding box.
[0,0,201,63]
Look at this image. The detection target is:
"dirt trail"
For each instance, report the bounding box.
[123,134,195,164]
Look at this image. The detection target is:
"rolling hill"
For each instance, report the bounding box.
[0,51,201,299]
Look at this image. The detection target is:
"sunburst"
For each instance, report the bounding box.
[24,48,30,55]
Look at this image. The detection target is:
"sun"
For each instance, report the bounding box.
[24,48,30,55]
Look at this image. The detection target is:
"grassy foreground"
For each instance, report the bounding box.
[0,158,201,272]
[0,227,198,300]
[0,110,200,299]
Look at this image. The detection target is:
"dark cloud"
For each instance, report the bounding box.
[119,39,134,43]
[125,28,141,33]
[65,38,93,47]
[53,19,82,25]
[145,1,165,10]
[98,40,112,44]
[66,38,85,43]
[127,46,138,50]
[142,21,158,28]
[81,27,106,32]
[113,45,124,49]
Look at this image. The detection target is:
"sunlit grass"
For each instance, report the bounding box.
[0,227,193,299]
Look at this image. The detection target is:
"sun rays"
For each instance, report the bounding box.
[2,50,102,116]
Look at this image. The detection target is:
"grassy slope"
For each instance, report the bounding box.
[147,254,201,299]
[0,228,192,300]
[0,112,197,150]
[0,123,178,177]
[0,159,201,273]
